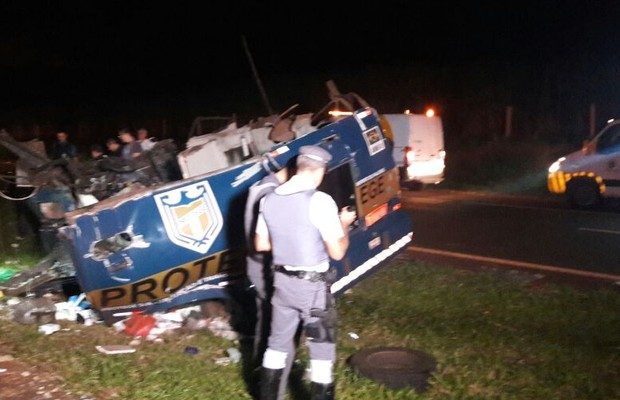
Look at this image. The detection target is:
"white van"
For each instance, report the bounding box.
[382,112,446,186]
[548,119,620,207]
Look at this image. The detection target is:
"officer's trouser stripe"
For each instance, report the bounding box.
[310,359,333,384]
[263,348,288,369]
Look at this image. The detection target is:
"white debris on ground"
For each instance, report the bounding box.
[347,331,360,340]
[214,348,242,366]
[2,292,240,346]
[38,323,61,335]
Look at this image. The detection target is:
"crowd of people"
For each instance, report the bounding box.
[49,127,157,161]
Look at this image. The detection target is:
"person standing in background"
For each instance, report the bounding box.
[106,138,123,157]
[50,131,77,159]
[137,127,156,151]
[118,128,142,159]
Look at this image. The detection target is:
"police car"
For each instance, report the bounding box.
[548,119,620,207]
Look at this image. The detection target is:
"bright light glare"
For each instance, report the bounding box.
[329,110,353,117]
[406,159,445,177]
[548,157,565,173]
[406,150,416,163]
[608,119,615,123]
[425,108,435,118]
[404,109,411,114]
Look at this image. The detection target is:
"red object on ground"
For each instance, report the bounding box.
[123,311,156,337]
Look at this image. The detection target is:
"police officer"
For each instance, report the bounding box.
[255,145,356,400]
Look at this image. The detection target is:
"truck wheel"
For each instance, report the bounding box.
[567,177,600,208]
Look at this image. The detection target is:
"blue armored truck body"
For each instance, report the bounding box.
[61,108,413,321]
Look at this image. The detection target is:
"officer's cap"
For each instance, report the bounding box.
[298,145,332,165]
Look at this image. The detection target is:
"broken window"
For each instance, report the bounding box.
[318,162,356,211]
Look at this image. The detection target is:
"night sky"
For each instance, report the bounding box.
[1,1,620,140]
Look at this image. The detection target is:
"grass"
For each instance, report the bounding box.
[440,140,574,195]
[0,198,43,272]
[1,259,618,399]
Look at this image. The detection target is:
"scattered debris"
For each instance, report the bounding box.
[205,316,238,341]
[214,357,232,366]
[55,293,97,326]
[0,241,75,297]
[0,267,17,282]
[38,323,61,335]
[7,297,21,306]
[12,297,56,325]
[348,332,360,340]
[122,312,157,337]
[0,368,6,373]
[95,345,136,355]
[214,347,241,366]
[226,347,241,363]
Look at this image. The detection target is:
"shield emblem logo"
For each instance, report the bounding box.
[154,181,223,254]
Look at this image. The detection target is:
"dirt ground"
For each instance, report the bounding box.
[0,355,87,400]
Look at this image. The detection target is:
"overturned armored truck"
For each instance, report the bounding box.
[61,106,413,323]
[0,87,413,323]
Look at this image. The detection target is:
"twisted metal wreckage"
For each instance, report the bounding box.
[0,86,413,324]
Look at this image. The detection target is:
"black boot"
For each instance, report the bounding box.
[310,382,335,400]
[260,367,283,400]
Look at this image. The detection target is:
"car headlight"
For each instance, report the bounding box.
[548,157,566,173]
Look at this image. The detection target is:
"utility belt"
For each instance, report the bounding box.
[274,265,326,282]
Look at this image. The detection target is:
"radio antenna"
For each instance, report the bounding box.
[241,35,274,116]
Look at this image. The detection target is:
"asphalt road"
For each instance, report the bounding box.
[402,189,620,279]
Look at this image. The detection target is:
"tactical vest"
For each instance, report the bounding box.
[244,174,279,247]
[262,190,328,267]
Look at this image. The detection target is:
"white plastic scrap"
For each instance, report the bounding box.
[55,302,79,321]
[215,357,231,366]
[6,298,20,306]
[207,317,238,341]
[226,347,241,363]
[38,323,61,335]
[55,301,97,326]
[347,332,360,340]
[158,306,201,323]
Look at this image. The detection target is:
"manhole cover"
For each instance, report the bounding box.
[347,347,436,392]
